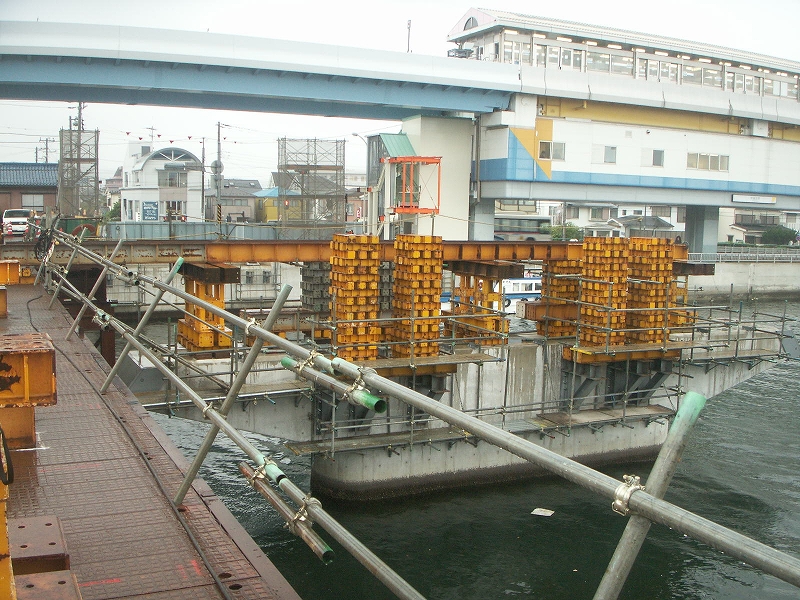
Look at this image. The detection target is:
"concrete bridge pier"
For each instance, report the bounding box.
[684,205,720,255]
[400,115,474,239]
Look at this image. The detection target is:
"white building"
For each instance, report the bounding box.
[544,200,685,239]
[447,8,800,253]
[120,143,204,222]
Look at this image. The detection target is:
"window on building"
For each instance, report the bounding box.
[610,55,633,76]
[245,271,254,285]
[683,65,702,85]
[660,61,678,82]
[590,207,607,220]
[560,48,572,69]
[504,41,513,63]
[262,270,271,285]
[566,206,579,219]
[21,194,44,211]
[785,213,797,224]
[633,209,643,216]
[703,68,722,88]
[604,146,617,164]
[728,235,734,242]
[650,205,671,218]
[535,45,546,66]
[687,153,729,171]
[586,51,610,72]
[652,149,664,167]
[538,141,566,160]
[158,171,187,188]
[677,206,686,223]
[164,201,183,216]
[544,46,558,67]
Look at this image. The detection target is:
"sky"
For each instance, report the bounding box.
[1,0,800,185]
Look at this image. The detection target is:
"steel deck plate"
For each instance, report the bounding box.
[3,285,301,600]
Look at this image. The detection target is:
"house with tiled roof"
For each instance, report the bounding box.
[0,163,58,214]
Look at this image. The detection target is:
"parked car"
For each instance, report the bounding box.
[2,209,33,239]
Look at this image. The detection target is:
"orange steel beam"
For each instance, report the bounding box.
[205,240,584,264]
[10,239,584,267]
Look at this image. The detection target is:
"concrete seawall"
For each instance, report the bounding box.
[689,262,800,300]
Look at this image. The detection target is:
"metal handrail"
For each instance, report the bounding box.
[689,252,800,263]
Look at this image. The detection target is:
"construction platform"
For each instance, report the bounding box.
[1,285,301,599]
[286,405,675,457]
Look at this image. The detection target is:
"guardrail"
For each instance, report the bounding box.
[689,252,800,263]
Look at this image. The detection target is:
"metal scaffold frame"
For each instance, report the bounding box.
[536,271,791,364]
[36,228,800,600]
[57,107,101,217]
[276,138,347,240]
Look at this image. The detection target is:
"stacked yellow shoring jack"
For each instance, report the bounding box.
[329,234,381,360]
[391,234,443,358]
[447,273,508,346]
[177,279,232,351]
[579,237,629,347]
[540,258,582,338]
[628,237,674,344]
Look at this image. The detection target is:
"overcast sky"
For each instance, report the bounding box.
[1,0,799,185]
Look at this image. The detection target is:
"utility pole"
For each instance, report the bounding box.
[201,137,206,221]
[216,122,223,237]
[76,102,83,215]
[39,137,54,163]
[407,20,411,53]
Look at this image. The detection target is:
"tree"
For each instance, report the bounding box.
[760,225,797,245]
[542,222,584,241]
[105,200,121,222]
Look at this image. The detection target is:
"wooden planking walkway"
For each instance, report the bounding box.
[3,285,302,600]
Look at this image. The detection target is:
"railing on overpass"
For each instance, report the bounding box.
[690,251,800,263]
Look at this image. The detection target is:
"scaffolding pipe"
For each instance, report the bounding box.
[100,257,184,393]
[238,462,333,565]
[281,357,386,413]
[287,360,800,589]
[593,391,706,600]
[47,227,88,309]
[65,237,125,341]
[174,284,292,505]
[273,470,426,600]
[99,313,424,598]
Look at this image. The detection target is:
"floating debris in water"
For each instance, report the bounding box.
[280,457,292,465]
[531,508,554,517]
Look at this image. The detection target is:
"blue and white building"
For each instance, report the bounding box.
[447,8,800,251]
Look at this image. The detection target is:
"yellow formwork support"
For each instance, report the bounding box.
[182,277,229,351]
[0,481,14,600]
[0,261,20,286]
